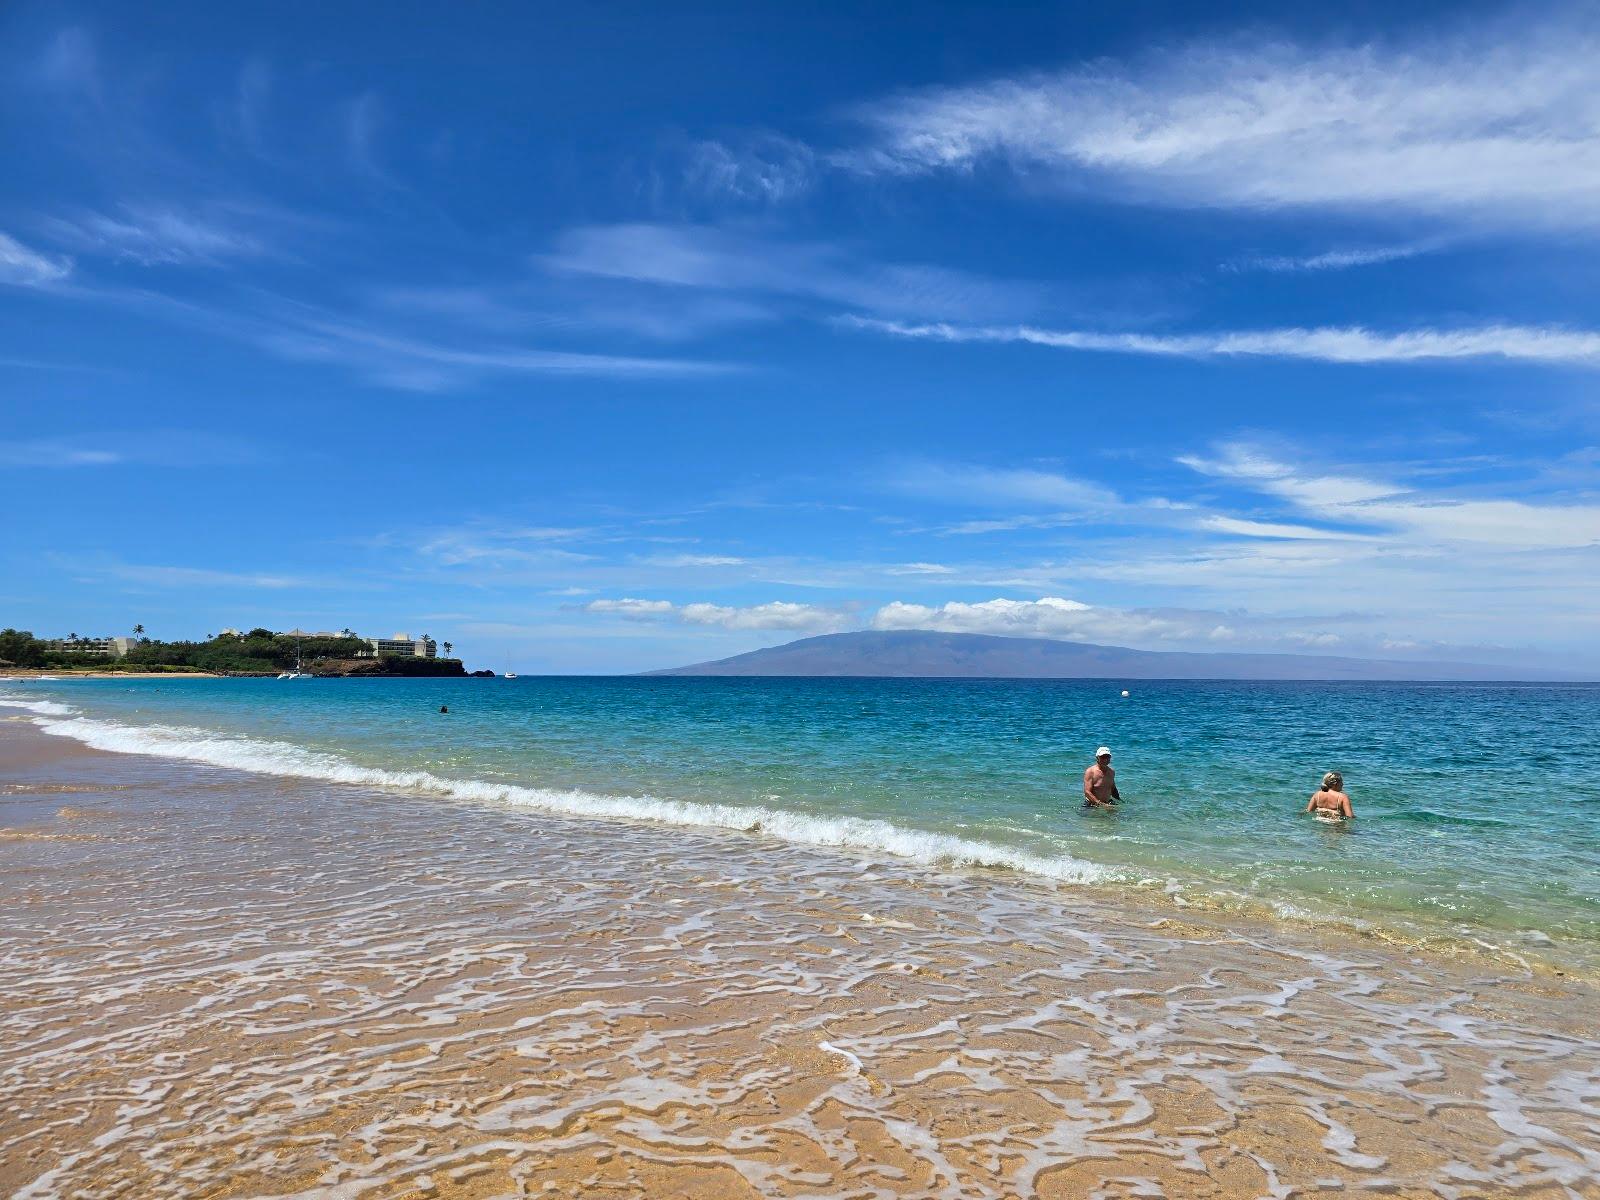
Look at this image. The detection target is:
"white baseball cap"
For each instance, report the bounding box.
[1095,746,1112,758]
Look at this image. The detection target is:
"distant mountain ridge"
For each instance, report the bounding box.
[646,630,1582,681]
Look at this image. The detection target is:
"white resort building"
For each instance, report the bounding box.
[42,636,137,657]
[364,633,437,659]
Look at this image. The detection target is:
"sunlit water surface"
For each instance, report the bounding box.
[4,675,1597,968]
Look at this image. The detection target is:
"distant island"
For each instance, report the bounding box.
[0,627,473,678]
[647,630,1583,682]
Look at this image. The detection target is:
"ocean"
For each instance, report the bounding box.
[5,674,1597,972]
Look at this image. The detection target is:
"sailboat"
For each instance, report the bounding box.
[277,630,306,679]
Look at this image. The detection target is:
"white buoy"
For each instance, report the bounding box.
[1121,689,1130,697]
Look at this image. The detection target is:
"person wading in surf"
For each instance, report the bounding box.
[1083,746,1121,809]
[1307,771,1354,821]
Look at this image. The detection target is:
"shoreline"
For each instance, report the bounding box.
[3,717,1598,1197]
[0,668,224,678]
[7,685,1590,980]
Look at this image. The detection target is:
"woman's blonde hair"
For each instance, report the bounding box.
[1321,771,1343,791]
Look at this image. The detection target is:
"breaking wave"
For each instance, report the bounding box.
[17,705,1117,885]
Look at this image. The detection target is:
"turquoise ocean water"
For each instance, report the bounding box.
[5,675,1598,967]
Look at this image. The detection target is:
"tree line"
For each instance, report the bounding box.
[0,628,457,673]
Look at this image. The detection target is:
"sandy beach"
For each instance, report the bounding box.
[3,716,1598,1198]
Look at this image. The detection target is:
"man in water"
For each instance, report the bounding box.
[1083,746,1121,809]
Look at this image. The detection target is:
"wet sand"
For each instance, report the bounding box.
[2,718,1597,1198]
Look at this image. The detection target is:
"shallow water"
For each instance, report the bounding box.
[3,675,1598,969]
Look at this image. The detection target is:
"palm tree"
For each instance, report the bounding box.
[68,631,78,644]
[133,623,145,641]
[443,641,453,657]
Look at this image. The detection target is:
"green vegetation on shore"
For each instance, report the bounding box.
[0,628,467,676]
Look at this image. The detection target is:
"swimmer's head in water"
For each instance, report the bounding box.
[1322,771,1343,791]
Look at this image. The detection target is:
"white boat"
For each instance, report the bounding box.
[278,632,306,679]
[504,672,518,679]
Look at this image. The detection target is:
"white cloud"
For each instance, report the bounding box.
[585,597,846,632]
[643,553,747,568]
[884,561,957,575]
[415,524,595,566]
[0,232,72,286]
[586,598,677,618]
[1184,443,1600,549]
[1232,243,1434,272]
[0,439,120,466]
[874,596,1088,636]
[1197,515,1371,541]
[680,135,815,205]
[45,206,267,266]
[59,560,325,590]
[884,460,1107,509]
[545,223,1041,323]
[259,313,734,390]
[847,21,1600,229]
[849,316,1600,368]
[679,601,842,631]
[0,431,254,468]
[869,595,1362,651]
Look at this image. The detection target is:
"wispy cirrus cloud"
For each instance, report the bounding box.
[1228,242,1438,273]
[545,223,1044,323]
[413,524,597,566]
[260,313,736,391]
[0,439,120,467]
[43,205,269,266]
[1195,515,1372,541]
[57,280,731,391]
[882,460,1108,509]
[0,431,257,469]
[677,134,816,206]
[1182,442,1600,549]
[344,91,403,188]
[845,20,1600,230]
[0,232,72,286]
[30,26,100,98]
[848,317,1600,368]
[52,558,331,591]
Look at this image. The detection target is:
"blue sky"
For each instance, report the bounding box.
[4,0,1599,673]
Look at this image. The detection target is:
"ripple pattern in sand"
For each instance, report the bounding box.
[2,744,1599,1199]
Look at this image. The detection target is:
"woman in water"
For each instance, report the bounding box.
[1306,771,1354,821]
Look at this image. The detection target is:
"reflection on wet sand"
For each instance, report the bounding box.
[2,725,1597,1199]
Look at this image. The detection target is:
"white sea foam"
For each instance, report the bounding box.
[0,695,79,717]
[25,711,1118,885]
